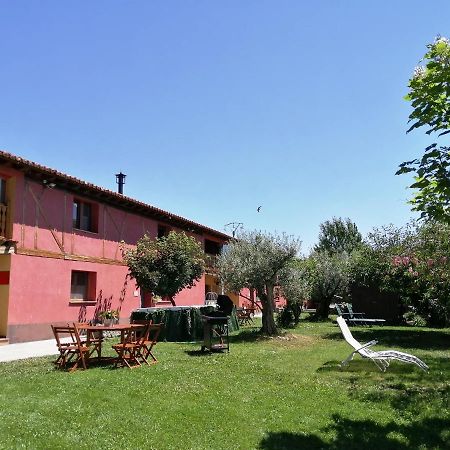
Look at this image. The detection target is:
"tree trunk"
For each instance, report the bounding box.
[259,283,278,335]
[167,295,176,307]
[315,297,332,319]
[250,288,256,308]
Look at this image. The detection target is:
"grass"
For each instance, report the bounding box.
[0,319,449,449]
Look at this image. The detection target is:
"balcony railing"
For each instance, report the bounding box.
[205,253,219,272]
[0,204,7,237]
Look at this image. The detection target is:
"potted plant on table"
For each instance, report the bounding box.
[98,309,119,326]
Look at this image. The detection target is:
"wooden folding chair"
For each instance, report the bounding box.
[140,323,163,364]
[132,319,164,364]
[237,308,254,326]
[51,324,89,372]
[73,322,103,359]
[130,319,152,340]
[112,323,150,369]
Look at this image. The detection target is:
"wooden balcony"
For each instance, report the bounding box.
[205,253,219,274]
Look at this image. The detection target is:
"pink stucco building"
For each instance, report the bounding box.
[0,150,231,343]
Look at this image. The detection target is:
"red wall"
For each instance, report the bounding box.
[8,254,140,324]
[3,168,220,342]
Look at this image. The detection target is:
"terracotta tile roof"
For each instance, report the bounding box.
[0,150,231,241]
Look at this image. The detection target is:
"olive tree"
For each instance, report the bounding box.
[218,230,301,335]
[277,260,311,328]
[123,231,205,306]
[308,252,350,319]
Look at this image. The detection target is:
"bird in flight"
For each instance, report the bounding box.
[257,206,262,212]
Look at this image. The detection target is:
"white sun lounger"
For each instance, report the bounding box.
[337,316,429,372]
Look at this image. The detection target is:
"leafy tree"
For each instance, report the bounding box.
[123,231,205,306]
[314,217,362,255]
[350,222,450,327]
[397,36,450,222]
[277,260,311,328]
[409,222,450,326]
[218,230,301,335]
[398,144,450,223]
[404,36,450,136]
[349,224,416,311]
[308,252,350,319]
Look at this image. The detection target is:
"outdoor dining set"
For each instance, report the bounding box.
[51,321,163,372]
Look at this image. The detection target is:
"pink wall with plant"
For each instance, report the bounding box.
[3,166,218,341]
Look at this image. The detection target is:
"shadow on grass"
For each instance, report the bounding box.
[183,329,266,356]
[302,314,333,323]
[317,359,422,374]
[259,431,326,450]
[259,414,450,449]
[318,355,449,417]
[350,380,450,416]
[322,327,450,351]
[229,328,265,344]
[184,349,229,357]
[182,327,290,354]
[319,354,450,380]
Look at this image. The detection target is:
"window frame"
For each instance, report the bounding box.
[73,198,98,233]
[69,270,97,304]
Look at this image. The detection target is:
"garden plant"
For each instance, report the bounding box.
[123,231,205,307]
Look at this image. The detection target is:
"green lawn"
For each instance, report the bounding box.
[0,319,449,450]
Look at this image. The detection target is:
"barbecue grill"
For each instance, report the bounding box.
[201,314,229,352]
[200,295,233,352]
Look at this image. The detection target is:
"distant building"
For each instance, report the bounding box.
[0,150,231,343]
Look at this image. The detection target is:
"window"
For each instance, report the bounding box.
[204,239,222,255]
[73,199,98,232]
[70,271,96,301]
[0,178,6,204]
[157,225,170,238]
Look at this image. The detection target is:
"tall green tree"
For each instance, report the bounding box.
[218,230,301,335]
[314,217,362,255]
[397,36,450,223]
[123,231,205,306]
[308,252,350,319]
[276,259,311,328]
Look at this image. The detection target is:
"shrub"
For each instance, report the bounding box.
[350,222,450,327]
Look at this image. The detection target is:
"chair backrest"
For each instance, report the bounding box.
[346,304,357,318]
[71,323,86,347]
[130,322,150,347]
[52,325,75,347]
[147,323,163,345]
[131,319,153,339]
[335,304,345,316]
[336,317,363,351]
[52,324,85,350]
[72,322,90,338]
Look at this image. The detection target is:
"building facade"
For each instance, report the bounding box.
[0,151,230,343]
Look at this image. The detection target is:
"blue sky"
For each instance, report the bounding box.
[1,1,449,253]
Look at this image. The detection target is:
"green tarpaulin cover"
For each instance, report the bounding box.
[131,306,239,342]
